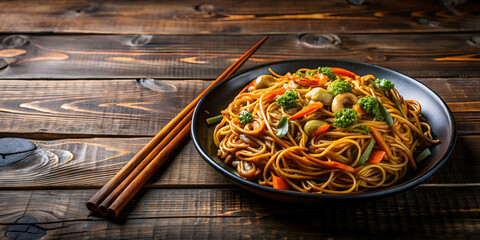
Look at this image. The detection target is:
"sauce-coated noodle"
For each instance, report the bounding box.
[212,67,439,193]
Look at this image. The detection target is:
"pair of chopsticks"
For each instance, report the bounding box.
[86,36,268,218]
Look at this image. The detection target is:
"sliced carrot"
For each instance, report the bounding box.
[315,73,330,84]
[311,124,330,137]
[289,102,323,120]
[369,150,386,164]
[370,127,392,157]
[331,67,357,78]
[298,151,358,174]
[322,161,357,173]
[292,77,319,86]
[264,88,286,100]
[353,104,367,117]
[272,175,289,190]
[248,78,256,87]
[313,74,328,86]
[291,75,327,87]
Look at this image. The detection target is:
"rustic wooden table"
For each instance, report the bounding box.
[0,0,479,239]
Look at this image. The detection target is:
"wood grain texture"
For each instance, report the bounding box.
[0,79,205,137]
[0,187,478,239]
[0,136,477,189]
[1,34,480,79]
[0,0,477,239]
[0,138,230,189]
[0,77,478,137]
[0,0,478,34]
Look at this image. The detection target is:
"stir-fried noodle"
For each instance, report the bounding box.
[212,67,439,193]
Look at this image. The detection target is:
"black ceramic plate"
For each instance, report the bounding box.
[191,59,456,202]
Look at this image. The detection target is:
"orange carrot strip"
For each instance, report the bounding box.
[292,77,318,86]
[323,161,357,173]
[314,73,330,84]
[289,102,323,120]
[248,78,256,87]
[354,104,367,117]
[311,124,330,137]
[272,175,289,190]
[370,127,392,157]
[291,76,327,87]
[264,88,286,100]
[300,152,357,173]
[331,67,357,78]
[369,150,386,164]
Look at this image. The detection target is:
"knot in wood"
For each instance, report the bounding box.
[364,48,387,62]
[416,18,440,28]
[467,36,480,48]
[2,35,30,48]
[417,18,429,25]
[6,216,46,240]
[298,34,341,48]
[129,35,153,46]
[73,5,99,15]
[195,4,216,14]
[438,0,465,7]
[137,79,177,92]
[346,0,369,6]
[0,138,37,166]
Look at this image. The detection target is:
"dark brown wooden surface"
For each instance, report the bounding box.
[1,34,480,79]
[0,0,479,34]
[0,135,478,190]
[0,187,478,239]
[0,78,478,137]
[0,0,479,239]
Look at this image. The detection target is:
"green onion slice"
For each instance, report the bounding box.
[416,148,431,163]
[392,97,406,118]
[206,114,223,125]
[379,102,394,126]
[358,138,376,165]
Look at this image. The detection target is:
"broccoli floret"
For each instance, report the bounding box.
[373,78,394,90]
[333,108,358,128]
[317,67,336,81]
[357,97,384,121]
[238,110,253,125]
[276,89,299,110]
[327,79,351,97]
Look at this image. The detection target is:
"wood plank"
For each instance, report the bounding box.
[0,138,230,189]
[0,0,478,34]
[0,135,478,189]
[0,79,205,137]
[418,78,480,135]
[0,77,478,137]
[1,34,480,79]
[0,187,478,239]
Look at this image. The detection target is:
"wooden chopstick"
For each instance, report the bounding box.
[86,36,269,217]
[107,121,192,217]
[97,110,193,215]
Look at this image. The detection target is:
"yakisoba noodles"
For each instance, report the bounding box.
[211,66,439,193]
